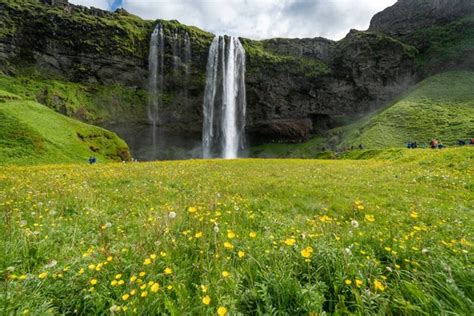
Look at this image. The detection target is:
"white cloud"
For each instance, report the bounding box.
[69,0,113,10]
[71,0,397,40]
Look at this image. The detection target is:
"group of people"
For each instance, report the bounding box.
[407,138,474,149]
[407,139,448,149]
[458,139,474,146]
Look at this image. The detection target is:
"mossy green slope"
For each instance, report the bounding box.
[0,91,130,165]
[0,71,147,123]
[335,71,474,149]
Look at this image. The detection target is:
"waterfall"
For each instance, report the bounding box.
[147,24,164,126]
[172,31,180,72]
[202,36,246,159]
[184,32,192,75]
[183,32,192,106]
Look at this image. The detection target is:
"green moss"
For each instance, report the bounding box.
[241,39,330,78]
[0,69,147,122]
[412,14,474,70]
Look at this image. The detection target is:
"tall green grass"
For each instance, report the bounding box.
[1,148,473,314]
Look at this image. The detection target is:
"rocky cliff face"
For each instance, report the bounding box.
[369,0,474,38]
[0,0,468,148]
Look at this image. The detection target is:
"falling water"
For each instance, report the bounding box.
[202,36,246,159]
[148,24,165,155]
[184,32,192,75]
[172,31,180,72]
[148,24,164,126]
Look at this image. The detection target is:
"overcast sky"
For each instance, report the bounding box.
[69,0,397,40]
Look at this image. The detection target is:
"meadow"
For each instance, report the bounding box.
[1,148,473,315]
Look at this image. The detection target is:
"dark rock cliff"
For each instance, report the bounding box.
[0,0,470,146]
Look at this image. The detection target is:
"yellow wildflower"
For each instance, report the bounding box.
[141,291,148,298]
[249,232,257,238]
[355,279,363,287]
[223,242,234,249]
[373,279,385,292]
[344,279,352,285]
[284,238,296,246]
[106,256,113,262]
[222,271,230,278]
[38,272,48,279]
[143,258,152,265]
[188,206,198,213]
[195,231,203,238]
[90,279,97,285]
[115,274,122,279]
[164,267,173,275]
[151,282,160,292]
[365,214,375,222]
[227,231,236,239]
[238,251,246,258]
[202,295,211,305]
[122,294,130,301]
[217,307,227,316]
[301,246,314,258]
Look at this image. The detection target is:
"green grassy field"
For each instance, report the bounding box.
[1,148,472,314]
[0,90,130,164]
[335,71,474,149]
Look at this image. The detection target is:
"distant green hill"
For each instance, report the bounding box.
[0,90,130,165]
[334,71,474,149]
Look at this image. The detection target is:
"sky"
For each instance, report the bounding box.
[68,0,397,40]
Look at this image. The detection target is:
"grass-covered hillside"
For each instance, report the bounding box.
[335,71,474,149]
[1,148,473,314]
[0,70,147,123]
[0,90,130,165]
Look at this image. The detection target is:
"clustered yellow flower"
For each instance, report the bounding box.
[364,214,375,222]
[301,246,314,258]
[284,238,296,246]
[217,306,228,316]
[373,279,385,292]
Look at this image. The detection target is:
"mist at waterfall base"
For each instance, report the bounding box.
[202,36,247,159]
[101,122,203,161]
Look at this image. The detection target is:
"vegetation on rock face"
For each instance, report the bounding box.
[0,69,147,123]
[412,14,474,73]
[0,90,130,164]
[1,148,473,314]
[242,39,330,78]
[334,71,474,149]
